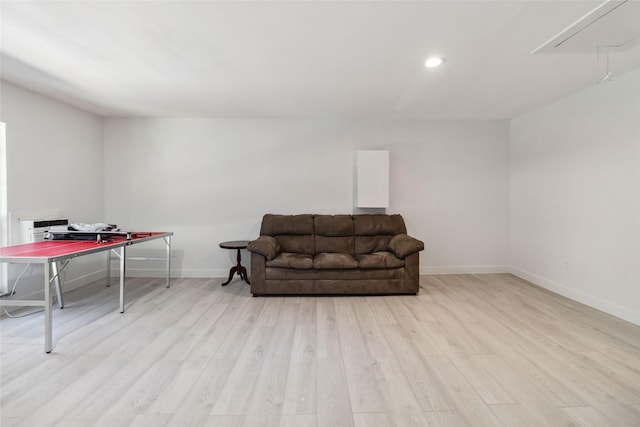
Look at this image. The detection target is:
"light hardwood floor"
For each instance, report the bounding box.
[1,274,639,426]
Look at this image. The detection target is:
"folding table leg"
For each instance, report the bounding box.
[106,250,111,287]
[51,262,64,309]
[165,235,172,288]
[119,246,126,313]
[44,264,52,353]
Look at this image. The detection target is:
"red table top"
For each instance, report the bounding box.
[0,232,171,263]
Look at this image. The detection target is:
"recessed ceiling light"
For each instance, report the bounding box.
[425,57,445,68]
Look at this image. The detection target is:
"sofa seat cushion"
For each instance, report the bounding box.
[357,251,405,269]
[266,252,313,269]
[313,252,358,269]
[265,266,404,280]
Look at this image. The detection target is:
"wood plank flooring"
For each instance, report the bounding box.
[1,274,639,426]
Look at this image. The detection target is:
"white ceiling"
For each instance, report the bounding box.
[1,0,639,119]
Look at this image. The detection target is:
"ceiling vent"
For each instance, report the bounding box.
[532,0,640,53]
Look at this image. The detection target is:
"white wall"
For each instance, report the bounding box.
[510,68,640,325]
[7,70,637,326]
[103,118,510,277]
[0,81,105,297]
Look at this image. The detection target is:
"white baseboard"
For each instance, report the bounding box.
[63,269,106,291]
[131,266,511,278]
[131,265,512,279]
[13,263,636,327]
[119,268,227,279]
[1,269,105,314]
[421,265,510,275]
[509,266,640,326]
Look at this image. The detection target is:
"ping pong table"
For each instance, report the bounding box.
[0,231,172,353]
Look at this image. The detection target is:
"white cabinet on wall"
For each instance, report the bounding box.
[356,150,389,208]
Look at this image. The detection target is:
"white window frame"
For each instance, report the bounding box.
[1,122,8,293]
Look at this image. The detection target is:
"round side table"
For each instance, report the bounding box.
[219,240,251,286]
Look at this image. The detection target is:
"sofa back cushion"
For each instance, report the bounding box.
[260,214,315,255]
[314,215,354,236]
[314,215,354,255]
[353,214,406,255]
[261,214,314,235]
[355,235,392,254]
[353,214,406,235]
[259,213,408,256]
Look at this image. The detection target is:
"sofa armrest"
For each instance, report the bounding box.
[251,252,267,295]
[388,234,424,259]
[248,236,281,260]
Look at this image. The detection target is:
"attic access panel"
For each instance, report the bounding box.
[532,0,640,53]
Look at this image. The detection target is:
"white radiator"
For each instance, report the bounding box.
[19,218,68,243]
[0,215,68,294]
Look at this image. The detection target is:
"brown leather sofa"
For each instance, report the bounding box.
[248,214,424,296]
